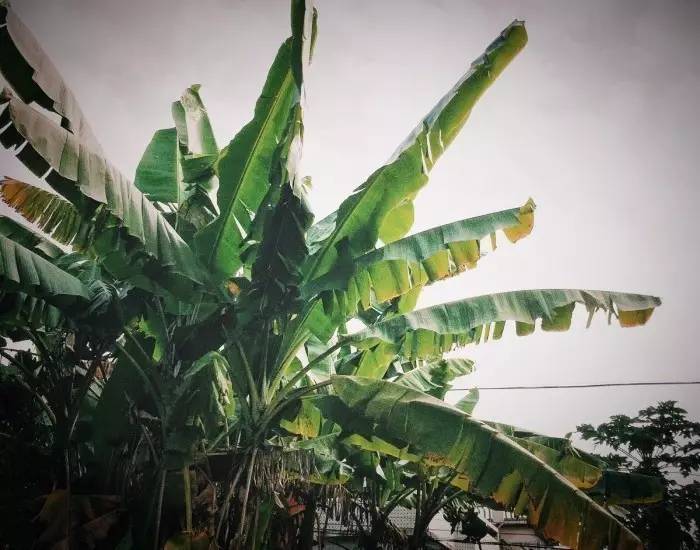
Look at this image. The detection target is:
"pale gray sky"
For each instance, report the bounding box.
[2,0,699,442]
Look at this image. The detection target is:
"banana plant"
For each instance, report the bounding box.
[0,0,664,548]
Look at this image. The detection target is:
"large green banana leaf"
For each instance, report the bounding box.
[0,91,204,285]
[0,234,89,305]
[134,128,183,204]
[303,21,528,283]
[194,2,316,279]
[320,386,659,507]
[349,289,660,359]
[332,375,643,549]
[303,200,535,318]
[245,2,315,313]
[0,178,93,249]
[0,4,102,151]
[0,214,63,259]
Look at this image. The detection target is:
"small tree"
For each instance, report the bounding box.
[578,401,700,550]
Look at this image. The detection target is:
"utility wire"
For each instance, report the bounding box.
[446,381,700,391]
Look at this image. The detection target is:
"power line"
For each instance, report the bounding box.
[446,381,700,391]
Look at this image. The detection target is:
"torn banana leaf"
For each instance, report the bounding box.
[586,469,664,506]
[0,5,102,151]
[0,291,64,330]
[0,214,63,259]
[484,421,610,470]
[1,178,93,250]
[0,234,89,306]
[349,289,660,360]
[332,375,644,550]
[485,421,663,505]
[303,200,535,319]
[0,90,204,285]
[304,21,528,283]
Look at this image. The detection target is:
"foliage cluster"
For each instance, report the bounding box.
[0,1,666,548]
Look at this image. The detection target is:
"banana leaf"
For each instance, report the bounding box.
[0,5,102,151]
[304,21,528,283]
[395,358,475,398]
[455,388,480,415]
[484,421,663,505]
[1,178,93,249]
[0,234,89,305]
[303,200,535,318]
[332,375,644,549]
[194,2,316,279]
[0,90,204,285]
[173,85,220,227]
[134,128,183,204]
[0,291,64,330]
[349,289,660,359]
[0,214,63,259]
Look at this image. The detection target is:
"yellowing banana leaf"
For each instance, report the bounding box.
[484,421,609,470]
[0,234,89,305]
[0,5,102,152]
[484,421,663,505]
[1,178,93,250]
[304,21,528,283]
[194,1,315,279]
[0,91,204,285]
[303,200,535,318]
[349,289,660,359]
[586,470,664,506]
[0,214,63,259]
[332,375,643,549]
[280,398,322,438]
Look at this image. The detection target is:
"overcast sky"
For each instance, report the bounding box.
[2,0,699,444]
